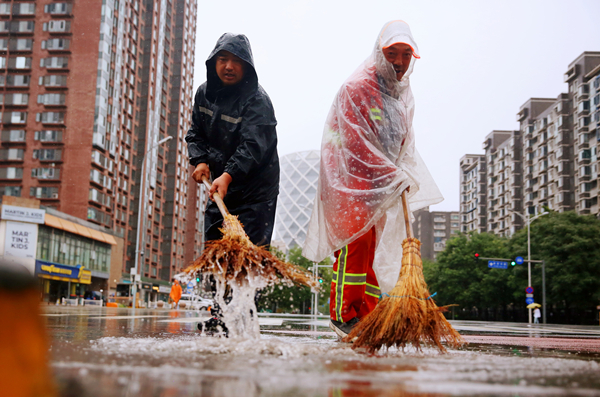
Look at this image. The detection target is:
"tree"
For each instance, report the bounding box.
[258,246,332,314]
[508,211,600,312]
[424,232,512,315]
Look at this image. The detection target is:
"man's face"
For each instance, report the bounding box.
[215,51,245,86]
[382,43,413,81]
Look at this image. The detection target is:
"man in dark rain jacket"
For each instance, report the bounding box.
[186,33,279,247]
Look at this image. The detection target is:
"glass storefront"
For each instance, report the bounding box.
[36,225,111,273]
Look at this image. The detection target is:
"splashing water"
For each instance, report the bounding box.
[211,274,268,339]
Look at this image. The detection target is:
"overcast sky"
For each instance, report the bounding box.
[193,0,600,212]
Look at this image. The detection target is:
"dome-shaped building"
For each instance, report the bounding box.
[274,150,320,250]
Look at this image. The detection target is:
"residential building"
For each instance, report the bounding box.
[459,154,486,233]
[564,52,600,215]
[413,207,460,261]
[0,0,199,295]
[518,96,576,215]
[483,130,523,236]
[274,150,320,250]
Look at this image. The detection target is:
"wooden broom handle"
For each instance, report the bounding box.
[201,176,230,218]
[401,190,413,239]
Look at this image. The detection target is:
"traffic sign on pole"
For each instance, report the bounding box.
[525,286,534,294]
[488,260,508,269]
[516,256,524,265]
[526,297,534,305]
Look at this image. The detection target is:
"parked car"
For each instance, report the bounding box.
[179,294,213,310]
[84,291,103,301]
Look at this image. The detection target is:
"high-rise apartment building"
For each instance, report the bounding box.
[483,130,523,236]
[564,52,600,215]
[412,207,460,261]
[517,97,575,215]
[459,51,600,240]
[0,0,199,290]
[459,154,486,233]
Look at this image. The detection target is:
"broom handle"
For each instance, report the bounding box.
[401,190,413,239]
[201,176,230,218]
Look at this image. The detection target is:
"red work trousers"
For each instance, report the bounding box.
[330,227,381,323]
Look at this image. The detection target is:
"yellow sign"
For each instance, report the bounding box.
[79,270,92,285]
[40,264,73,276]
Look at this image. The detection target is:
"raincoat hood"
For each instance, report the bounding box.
[205,33,258,99]
[374,20,420,98]
[303,20,442,293]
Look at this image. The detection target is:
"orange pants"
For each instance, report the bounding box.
[330,227,381,323]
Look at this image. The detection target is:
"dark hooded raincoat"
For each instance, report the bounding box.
[186,33,279,246]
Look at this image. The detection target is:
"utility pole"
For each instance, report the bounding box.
[508,210,548,323]
[131,136,173,310]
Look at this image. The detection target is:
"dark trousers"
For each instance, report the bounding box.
[204,197,277,247]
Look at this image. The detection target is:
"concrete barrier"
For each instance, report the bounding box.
[65,298,78,306]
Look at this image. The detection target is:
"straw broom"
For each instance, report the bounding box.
[184,176,318,289]
[346,190,465,353]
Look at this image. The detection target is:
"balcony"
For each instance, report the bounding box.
[0,148,24,161]
[0,167,23,180]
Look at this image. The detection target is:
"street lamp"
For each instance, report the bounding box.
[131,135,173,309]
[509,209,548,323]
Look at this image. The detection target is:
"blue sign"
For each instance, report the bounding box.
[35,260,82,281]
[488,260,508,269]
[526,297,534,305]
[525,286,534,294]
[516,256,524,265]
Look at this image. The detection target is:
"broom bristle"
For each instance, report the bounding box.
[346,237,465,353]
[185,214,318,289]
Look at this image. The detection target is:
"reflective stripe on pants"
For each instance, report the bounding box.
[330,226,380,323]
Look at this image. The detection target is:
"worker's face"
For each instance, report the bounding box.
[382,43,413,81]
[215,51,245,86]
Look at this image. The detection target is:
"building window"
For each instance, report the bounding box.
[0,148,24,160]
[36,111,65,124]
[6,75,30,87]
[34,130,63,142]
[30,186,59,199]
[0,185,21,196]
[31,167,60,180]
[0,167,23,179]
[33,149,62,161]
[36,226,111,273]
[1,130,25,142]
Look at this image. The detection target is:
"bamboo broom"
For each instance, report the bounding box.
[346,190,465,353]
[184,176,318,289]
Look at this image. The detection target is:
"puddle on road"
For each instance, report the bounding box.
[49,332,600,397]
[44,308,600,397]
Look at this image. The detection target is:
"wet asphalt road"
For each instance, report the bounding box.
[43,305,600,397]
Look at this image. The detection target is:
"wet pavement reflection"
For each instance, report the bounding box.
[44,306,600,397]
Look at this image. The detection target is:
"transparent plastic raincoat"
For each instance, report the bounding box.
[303,21,443,294]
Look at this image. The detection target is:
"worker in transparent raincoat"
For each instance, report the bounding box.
[303,21,443,339]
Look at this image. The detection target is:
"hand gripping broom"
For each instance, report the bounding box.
[184,176,318,289]
[346,190,465,353]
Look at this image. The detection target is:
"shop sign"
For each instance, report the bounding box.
[4,221,38,259]
[142,283,152,290]
[1,205,45,224]
[35,260,81,281]
[79,270,92,285]
[158,285,171,293]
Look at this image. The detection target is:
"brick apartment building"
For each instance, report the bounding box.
[460,52,600,236]
[0,0,203,289]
